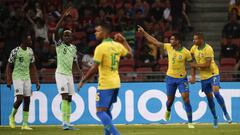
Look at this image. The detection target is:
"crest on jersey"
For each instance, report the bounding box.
[178,55,182,59]
[61,87,64,91]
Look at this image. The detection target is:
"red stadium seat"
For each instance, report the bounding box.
[220,58,237,66]
[158,58,168,66]
[119,59,135,68]
[219,66,235,81]
[40,68,56,83]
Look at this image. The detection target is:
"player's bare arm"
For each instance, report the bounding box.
[30,63,40,91]
[137,25,163,48]
[114,33,133,58]
[190,57,211,68]
[6,63,13,88]
[77,63,99,91]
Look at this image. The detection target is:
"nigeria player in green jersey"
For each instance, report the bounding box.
[6,32,40,130]
[53,7,81,130]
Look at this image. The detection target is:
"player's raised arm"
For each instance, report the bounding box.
[137,25,163,48]
[114,33,133,59]
[53,7,72,43]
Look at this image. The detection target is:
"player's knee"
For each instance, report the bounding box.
[61,93,68,100]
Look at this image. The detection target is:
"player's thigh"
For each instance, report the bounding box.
[23,80,32,96]
[67,75,75,95]
[201,79,212,94]
[211,75,220,92]
[13,80,24,96]
[177,77,189,94]
[109,88,119,107]
[166,76,177,96]
[96,89,116,108]
[55,73,68,94]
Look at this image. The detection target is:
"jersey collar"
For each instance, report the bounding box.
[102,38,113,42]
[198,42,206,50]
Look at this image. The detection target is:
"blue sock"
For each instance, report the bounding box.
[214,92,228,115]
[184,102,192,123]
[207,97,217,119]
[97,111,120,135]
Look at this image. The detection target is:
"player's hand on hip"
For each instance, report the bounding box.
[77,82,84,92]
[36,83,40,91]
[189,77,196,84]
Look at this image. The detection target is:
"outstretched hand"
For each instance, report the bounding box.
[137,25,145,33]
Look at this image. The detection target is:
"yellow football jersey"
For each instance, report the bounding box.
[93,38,128,90]
[190,43,219,80]
[164,43,192,78]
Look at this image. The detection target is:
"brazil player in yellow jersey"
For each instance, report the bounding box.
[78,22,133,135]
[138,25,195,128]
[189,33,231,128]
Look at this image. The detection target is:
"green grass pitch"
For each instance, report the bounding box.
[0,124,239,135]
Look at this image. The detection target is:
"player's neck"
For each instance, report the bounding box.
[198,42,205,50]
[173,44,182,51]
[20,44,27,50]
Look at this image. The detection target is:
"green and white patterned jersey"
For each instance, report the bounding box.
[8,47,35,80]
[56,41,77,75]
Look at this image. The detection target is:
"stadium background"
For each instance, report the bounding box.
[0,0,240,126]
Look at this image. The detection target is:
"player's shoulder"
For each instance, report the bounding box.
[205,43,213,51]
[70,44,77,49]
[190,45,197,50]
[182,47,191,53]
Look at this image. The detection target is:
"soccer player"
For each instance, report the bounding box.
[138,25,195,128]
[189,33,232,128]
[53,8,80,130]
[6,32,40,130]
[78,22,133,135]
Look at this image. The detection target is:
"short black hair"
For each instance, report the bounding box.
[99,21,112,34]
[194,32,204,39]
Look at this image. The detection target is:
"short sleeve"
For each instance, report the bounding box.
[93,45,104,64]
[186,50,192,62]
[120,43,128,57]
[29,48,35,63]
[205,47,214,58]
[163,43,171,51]
[8,47,18,63]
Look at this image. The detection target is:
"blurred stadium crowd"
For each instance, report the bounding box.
[0,0,239,83]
